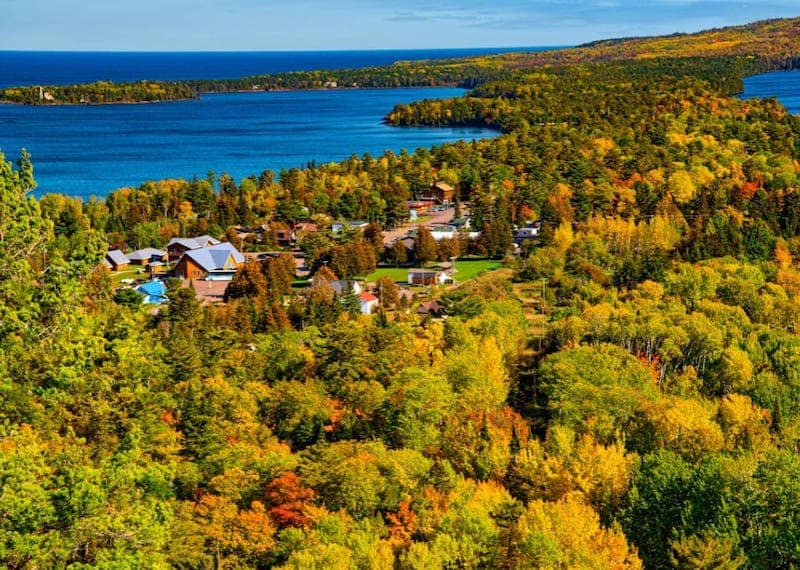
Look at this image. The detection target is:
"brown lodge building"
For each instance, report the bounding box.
[174,242,245,281]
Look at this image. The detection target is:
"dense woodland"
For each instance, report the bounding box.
[6,16,800,570]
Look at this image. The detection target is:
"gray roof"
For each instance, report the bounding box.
[167,235,220,250]
[126,247,166,262]
[183,243,244,273]
[105,249,129,266]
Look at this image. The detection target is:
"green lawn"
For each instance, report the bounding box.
[109,266,147,284]
[452,260,502,282]
[365,267,409,283]
[365,260,502,284]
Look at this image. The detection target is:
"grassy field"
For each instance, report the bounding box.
[108,266,147,284]
[452,260,502,282]
[365,260,502,284]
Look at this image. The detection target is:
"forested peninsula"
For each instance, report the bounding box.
[6,16,800,569]
[4,17,800,105]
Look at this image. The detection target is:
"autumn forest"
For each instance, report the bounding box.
[4,15,800,570]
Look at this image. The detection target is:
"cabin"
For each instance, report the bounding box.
[126,247,167,266]
[408,268,454,286]
[275,228,294,247]
[173,242,244,281]
[359,292,379,314]
[167,235,221,261]
[293,222,319,235]
[422,181,455,205]
[104,249,129,271]
[135,280,169,304]
[417,300,446,317]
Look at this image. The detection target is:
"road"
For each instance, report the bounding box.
[382,205,469,246]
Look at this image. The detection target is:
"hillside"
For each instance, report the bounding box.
[4,15,800,569]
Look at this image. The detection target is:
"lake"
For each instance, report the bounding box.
[0,88,496,199]
[0,49,557,199]
[741,69,800,114]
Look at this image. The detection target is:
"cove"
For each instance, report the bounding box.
[741,70,800,114]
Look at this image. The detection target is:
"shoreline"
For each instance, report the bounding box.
[0,83,467,107]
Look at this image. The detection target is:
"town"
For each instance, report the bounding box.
[104,181,540,317]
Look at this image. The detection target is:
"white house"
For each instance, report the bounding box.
[359,292,379,314]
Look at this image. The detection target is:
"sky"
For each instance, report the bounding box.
[2,0,799,51]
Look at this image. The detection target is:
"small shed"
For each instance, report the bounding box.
[359,292,379,314]
[105,249,129,271]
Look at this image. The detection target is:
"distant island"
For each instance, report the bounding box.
[4,17,800,106]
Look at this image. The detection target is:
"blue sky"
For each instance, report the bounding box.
[3,0,799,51]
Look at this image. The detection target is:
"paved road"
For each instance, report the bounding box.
[382,205,469,246]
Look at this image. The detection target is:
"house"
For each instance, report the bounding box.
[417,300,445,317]
[293,222,319,235]
[331,220,369,234]
[422,181,455,205]
[328,280,363,296]
[167,235,221,261]
[275,228,294,247]
[104,249,129,271]
[513,224,540,244]
[135,280,169,304]
[408,268,454,286]
[429,225,458,241]
[394,236,416,254]
[173,242,245,281]
[359,292,379,314]
[126,247,167,266]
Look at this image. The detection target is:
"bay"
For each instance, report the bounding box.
[741,70,800,114]
[0,49,548,199]
[0,88,496,199]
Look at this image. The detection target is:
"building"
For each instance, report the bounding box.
[417,300,446,317]
[422,181,455,205]
[513,223,540,244]
[429,225,458,241]
[408,268,454,286]
[167,235,221,261]
[331,220,369,234]
[185,279,229,305]
[135,280,169,304]
[104,249,129,271]
[174,242,244,281]
[293,222,319,235]
[359,292,379,314]
[328,280,363,296]
[126,247,167,266]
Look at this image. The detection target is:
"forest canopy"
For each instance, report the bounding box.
[3,15,800,569]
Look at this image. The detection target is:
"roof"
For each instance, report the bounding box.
[126,247,166,262]
[168,235,221,250]
[182,243,245,273]
[418,300,445,314]
[106,249,128,266]
[328,280,361,296]
[184,279,228,305]
[432,181,454,191]
[408,268,441,274]
[359,292,378,303]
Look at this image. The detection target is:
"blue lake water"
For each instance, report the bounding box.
[741,70,800,113]
[0,49,558,198]
[0,88,495,199]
